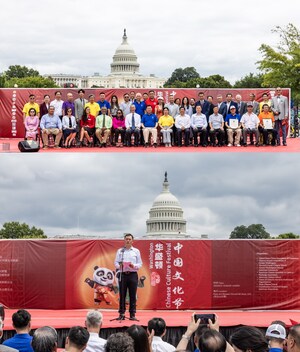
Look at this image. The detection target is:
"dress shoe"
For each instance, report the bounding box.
[283,142,287,146]
[116,314,125,321]
[129,314,138,321]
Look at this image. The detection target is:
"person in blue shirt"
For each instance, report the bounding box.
[141,105,158,148]
[3,310,33,352]
[97,92,111,116]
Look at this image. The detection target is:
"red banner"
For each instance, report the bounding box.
[0,88,290,138]
[0,239,300,310]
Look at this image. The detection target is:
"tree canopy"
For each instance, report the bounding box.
[233,73,265,88]
[230,224,271,239]
[274,232,300,239]
[164,67,200,86]
[257,23,300,103]
[5,65,40,79]
[0,221,47,239]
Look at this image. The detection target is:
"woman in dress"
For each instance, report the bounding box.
[24,108,39,140]
[62,108,77,148]
[112,109,126,147]
[78,107,95,147]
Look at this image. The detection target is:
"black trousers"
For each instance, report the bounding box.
[118,272,138,315]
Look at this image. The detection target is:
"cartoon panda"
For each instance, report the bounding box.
[85,266,118,305]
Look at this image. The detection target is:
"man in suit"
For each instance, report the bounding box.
[195,92,210,117]
[249,93,260,115]
[222,93,238,119]
[271,87,289,146]
[74,89,88,132]
[235,94,247,117]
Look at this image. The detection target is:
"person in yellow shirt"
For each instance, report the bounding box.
[84,94,100,117]
[258,104,277,146]
[259,92,272,113]
[22,94,40,123]
[159,107,174,147]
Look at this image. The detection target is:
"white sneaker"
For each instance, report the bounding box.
[227,143,232,147]
[236,144,241,147]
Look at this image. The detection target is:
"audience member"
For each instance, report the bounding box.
[265,323,286,352]
[65,327,89,352]
[286,324,300,352]
[105,333,134,352]
[22,94,40,123]
[127,325,151,352]
[0,316,18,352]
[230,326,268,352]
[3,310,33,352]
[31,326,57,352]
[40,106,63,149]
[147,318,175,352]
[24,108,39,140]
[62,108,77,148]
[84,311,106,352]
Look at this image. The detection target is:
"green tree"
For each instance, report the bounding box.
[257,23,300,103]
[0,75,5,88]
[5,65,40,79]
[230,224,271,239]
[274,232,300,239]
[234,73,265,88]
[164,67,200,86]
[0,221,47,239]
[5,76,58,88]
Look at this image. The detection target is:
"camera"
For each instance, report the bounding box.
[194,313,215,324]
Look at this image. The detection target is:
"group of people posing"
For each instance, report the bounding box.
[21,87,289,149]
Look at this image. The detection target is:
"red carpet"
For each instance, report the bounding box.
[3,309,300,331]
[1,138,300,153]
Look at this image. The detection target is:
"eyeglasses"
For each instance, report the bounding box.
[30,97,35,100]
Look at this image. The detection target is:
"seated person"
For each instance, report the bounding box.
[142,105,158,148]
[209,106,225,147]
[225,106,241,147]
[78,107,96,147]
[113,109,126,147]
[190,105,207,147]
[62,108,77,148]
[241,103,260,147]
[159,107,174,148]
[3,309,33,352]
[24,108,39,141]
[95,106,112,148]
[40,106,62,149]
[125,105,141,147]
[258,104,277,146]
[147,317,176,352]
[175,107,191,147]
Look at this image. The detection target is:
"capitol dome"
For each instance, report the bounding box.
[145,172,188,238]
[110,29,140,76]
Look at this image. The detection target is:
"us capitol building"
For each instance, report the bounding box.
[144,172,189,239]
[48,29,166,89]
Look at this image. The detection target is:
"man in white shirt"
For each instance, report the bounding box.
[191,105,207,147]
[84,311,106,352]
[50,91,64,120]
[241,103,260,147]
[147,318,176,352]
[125,105,141,147]
[175,107,191,147]
[114,233,142,320]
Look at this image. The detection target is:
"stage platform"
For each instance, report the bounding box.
[1,138,300,153]
[3,308,300,330]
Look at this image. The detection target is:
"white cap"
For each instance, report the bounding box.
[266,324,286,339]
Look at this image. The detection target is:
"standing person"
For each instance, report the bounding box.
[120,93,131,117]
[114,233,142,321]
[110,95,120,117]
[181,97,193,117]
[75,89,88,139]
[3,309,33,352]
[39,94,51,119]
[271,87,289,146]
[145,90,158,113]
[50,91,64,120]
[97,92,111,116]
[62,92,75,116]
[22,94,40,123]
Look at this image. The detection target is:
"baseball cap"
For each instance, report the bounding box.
[247,102,254,107]
[230,106,236,110]
[265,324,286,340]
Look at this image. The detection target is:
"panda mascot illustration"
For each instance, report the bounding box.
[85,266,118,305]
